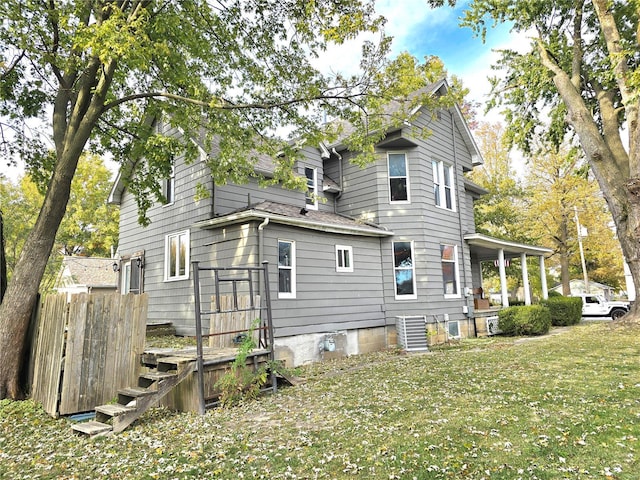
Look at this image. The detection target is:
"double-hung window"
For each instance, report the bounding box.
[393,241,416,299]
[278,240,296,298]
[335,245,353,272]
[121,257,143,294]
[305,167,318,210]
[388,153,409,203]
[163,162,175,205]
[441,244,460,297]
[433,160,455,210]
[165,230,189,281]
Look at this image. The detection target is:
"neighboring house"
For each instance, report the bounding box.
[55,256,118,299]
[109,80,552,366]
[550,279,617,300]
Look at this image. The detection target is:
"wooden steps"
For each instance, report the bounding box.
[72,356,196,437]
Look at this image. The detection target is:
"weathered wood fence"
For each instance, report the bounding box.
[208,295,261,348]
[29,293,148,417]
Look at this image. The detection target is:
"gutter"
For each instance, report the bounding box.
[193,210,394,238]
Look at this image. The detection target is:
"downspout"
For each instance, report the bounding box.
[450,111,475,337]
[332,148,343,214]
[258,217,270,267]
[257,216,270,313]
[210,176,216,218]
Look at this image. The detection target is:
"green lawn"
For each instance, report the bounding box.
[1,322,639,479]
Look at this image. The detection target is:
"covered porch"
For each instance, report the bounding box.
[465,233,553,309]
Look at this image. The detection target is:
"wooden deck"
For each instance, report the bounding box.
[142,346,272,412]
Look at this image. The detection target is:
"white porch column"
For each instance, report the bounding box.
[539,255,548,300]
[498,248,509,307]
[521,252,531,305]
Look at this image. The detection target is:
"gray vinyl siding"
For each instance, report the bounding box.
[262,224,385,337]
[334,149,384,223]
[117,136,214,333]
[212,146,331,216]
[333,107,477,325]
[115,102,482,339]
[213,178,301,215]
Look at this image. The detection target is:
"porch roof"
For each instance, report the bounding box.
[194,201,394,237]
[464,233,553,261]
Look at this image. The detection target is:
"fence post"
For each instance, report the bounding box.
[261,261,277,394]
[192,261,206,415]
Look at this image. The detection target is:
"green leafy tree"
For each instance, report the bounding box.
[524,144,624,295]
[431,1,640,314]
[55,155,119,258]
[0,155,119,292]
[467,122,528,242]
[0,2,461,399]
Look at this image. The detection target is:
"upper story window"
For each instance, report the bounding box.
[335,245,353,273]
[388,153,410,203]
[163,162,175,205]
[393,241,416,299]
[278,240,296,298]
[433,160,455,211]
[165,230,189,281]
[305,167,318,210]
[441,244,460,298]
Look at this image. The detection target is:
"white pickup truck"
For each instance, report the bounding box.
[574,294,630,320]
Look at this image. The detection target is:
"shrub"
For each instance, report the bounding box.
[498,305,551,336]
[543,296,582,326]
[548,290,563,298]
[215,319,268,407]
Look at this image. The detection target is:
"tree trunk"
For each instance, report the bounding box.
[558,217,571,296]
[617,185,640,315]
[0,153,79,399]
[1,210,6,302]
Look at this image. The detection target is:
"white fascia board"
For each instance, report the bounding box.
[193,210,394,238]
[464,233,553,256]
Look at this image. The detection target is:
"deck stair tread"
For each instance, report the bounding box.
[71,421,112,436]
[141,371,177,380]
[73,359,197,437]
[157,355,198,364]
[95,404,136,416]
[119,387,153,397]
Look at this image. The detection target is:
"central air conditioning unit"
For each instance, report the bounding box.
[396,316,428,351]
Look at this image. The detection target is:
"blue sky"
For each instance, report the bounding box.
[377,0,520,108]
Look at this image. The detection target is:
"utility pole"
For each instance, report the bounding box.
[574,206,589,293]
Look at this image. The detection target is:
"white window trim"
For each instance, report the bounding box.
[388,152,410,204]
[393,240,417,300]
[442,244,461,299]
[447,320,461,339]
[121,261,132,294]
[164,230,190,282]
[305,167,318,210]
[433,159,456,211]
[335,245,354,273]
[278,239,296,299]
